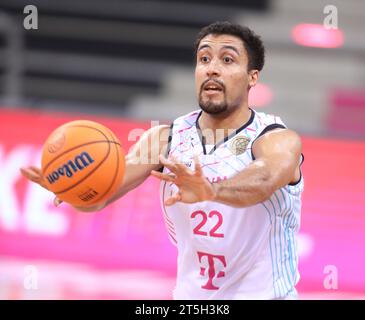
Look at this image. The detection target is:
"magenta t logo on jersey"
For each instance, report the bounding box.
[197,251,227,290]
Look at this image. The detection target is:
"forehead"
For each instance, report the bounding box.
[198,34,246,52]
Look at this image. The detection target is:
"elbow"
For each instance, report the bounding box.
[259,182,276,203]
[255,170,277,204]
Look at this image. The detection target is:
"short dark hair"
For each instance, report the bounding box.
[194,21,265,71]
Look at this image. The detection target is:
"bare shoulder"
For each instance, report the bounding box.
[157,124,171,143]
[253,128,302,157]
[149,124,170,153]
[128,124,170,160]
[143,124,170,139]
[252,128,302,185]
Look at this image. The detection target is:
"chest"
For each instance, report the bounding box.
[168,129,254,181]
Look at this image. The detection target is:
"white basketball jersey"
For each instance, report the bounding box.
[160,108,304,300]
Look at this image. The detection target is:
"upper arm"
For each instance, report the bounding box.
[252,128,302,190]
[105,124,170,205]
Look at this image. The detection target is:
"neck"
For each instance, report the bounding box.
[198,103,252,144]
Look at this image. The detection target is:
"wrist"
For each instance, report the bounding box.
[209,180,220,202]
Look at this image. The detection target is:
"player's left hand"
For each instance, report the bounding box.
[20,166,63,207]
[151,155,216,206]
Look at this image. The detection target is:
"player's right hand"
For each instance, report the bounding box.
[20,166,63,207]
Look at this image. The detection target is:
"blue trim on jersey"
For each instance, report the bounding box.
[279,188,295,293]
[283,193,294,291]
[235,155,249,167]
[213,153,240,173]
[183,118,193,127]
[272,192,293,293]
[202,161,220,175]
[282,195,292,286]
[273,191,282,211]
[268,198,285,297]
[260,202,277,298]
[286,196,296,283]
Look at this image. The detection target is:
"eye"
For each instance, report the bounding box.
[223,56,233,63]
[200,56,210,63]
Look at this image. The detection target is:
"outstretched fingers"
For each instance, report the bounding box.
[193,154,203,176]
[164,192,182,206]
[159,155,192,176]
[20,166,60,205]
[158,155,178,173]
[20,167,42,183]
[151,170,176,182]
[29,166,43,175]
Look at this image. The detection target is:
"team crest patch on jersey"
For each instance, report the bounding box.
[229,136,250,155]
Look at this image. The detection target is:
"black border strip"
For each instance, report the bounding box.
[195,111,207,155]
[157,122,174,173]
[288,153,305,186]
[196,108,255,155]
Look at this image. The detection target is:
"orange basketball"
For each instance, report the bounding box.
[41,120,125,207]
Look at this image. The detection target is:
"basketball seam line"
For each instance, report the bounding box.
[87,136,121,205]
[46,125,112,194]
[54,140,113,195]
[43,123,119,173]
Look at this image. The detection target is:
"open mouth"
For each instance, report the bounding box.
[203,81,224,93]
[204,87,223,93]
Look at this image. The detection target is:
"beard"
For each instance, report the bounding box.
[198,98,228,114]
[198,90,229,115]
[198,78,229,115]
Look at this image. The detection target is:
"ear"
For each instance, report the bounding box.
[248,70,259,89]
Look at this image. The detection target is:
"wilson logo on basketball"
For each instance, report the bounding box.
[46,151,95,184]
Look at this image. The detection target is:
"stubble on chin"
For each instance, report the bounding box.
[198,93,228,115]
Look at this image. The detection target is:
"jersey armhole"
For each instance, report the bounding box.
[157,122,174,173]
[288,153,304,186]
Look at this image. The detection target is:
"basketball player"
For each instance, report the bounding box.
[21,22,304,299]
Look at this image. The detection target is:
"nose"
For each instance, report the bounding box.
[205,58,221,78]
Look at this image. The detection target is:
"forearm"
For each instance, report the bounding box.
[72,175,145,212]
[73,153,164,212]
[212,160,277,208]
[73,167,150,212]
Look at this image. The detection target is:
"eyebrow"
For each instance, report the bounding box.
[197,44,240,56]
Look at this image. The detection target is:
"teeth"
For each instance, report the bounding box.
[204,82,222,91]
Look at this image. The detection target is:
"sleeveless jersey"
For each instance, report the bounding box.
[160,108,304,299]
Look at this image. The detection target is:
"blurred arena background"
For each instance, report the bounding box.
[0,0,364,300]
